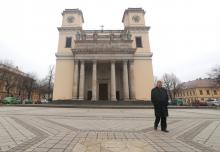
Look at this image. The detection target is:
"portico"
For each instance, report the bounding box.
[72,59,135,101]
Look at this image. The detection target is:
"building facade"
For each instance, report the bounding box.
[53,8,154,101]
[0,64,39,102]
[175,78,220,103]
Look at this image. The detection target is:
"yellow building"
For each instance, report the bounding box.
[0,64,39,102]
[175,78,220,103]
[53,8,154,101]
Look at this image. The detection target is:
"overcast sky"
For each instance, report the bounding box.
[0,0,220,82]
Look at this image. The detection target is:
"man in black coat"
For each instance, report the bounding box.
[151,80,169,132]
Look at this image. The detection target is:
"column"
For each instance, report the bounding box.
[129,60,136,100]
[123,60,130,100]
[72,60,79,100]
[92,61,97,101]
[111,61,117,101]
[78,60,85,100]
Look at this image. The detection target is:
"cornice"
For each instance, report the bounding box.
[134,51,153,58]
[55,51,153,61]
[72,48,136,54]
[58,27,82,31]
[124,26,150,32]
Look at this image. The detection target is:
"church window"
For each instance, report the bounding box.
[135,37,143,48]
[65,37,72,48]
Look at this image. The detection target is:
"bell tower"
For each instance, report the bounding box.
[122,8,154,101]
[122,8,146,28]
[61,9,84,28]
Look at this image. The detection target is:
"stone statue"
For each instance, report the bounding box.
[127,30,132,40]
[110,33,114,41]
[93,33,98,40]
[82,32,86,40]
[121,31,127,40]
[76,31,81,40]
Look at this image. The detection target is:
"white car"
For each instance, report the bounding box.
[41,99,48,104]
[207,100,220,106]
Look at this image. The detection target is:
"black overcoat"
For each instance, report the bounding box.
[151,87,169,117]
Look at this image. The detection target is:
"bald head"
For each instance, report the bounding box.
[156,81,162,88]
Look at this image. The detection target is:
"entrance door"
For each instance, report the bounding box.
[87,91,92,100]
[99,83,108,100]
[116,91,120,101]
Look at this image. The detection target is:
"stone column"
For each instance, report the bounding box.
[79,60,85,100]
[92,61,97,101]
[111,61,117,101]
[72,60,79,100]
[129,60,136,100]
[123,60,129,100]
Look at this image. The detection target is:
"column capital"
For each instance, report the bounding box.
[123,60,128,63]
[80,60,85,64]
[92,60,97,63]
[111,60,116,64]
[129,60,134,64]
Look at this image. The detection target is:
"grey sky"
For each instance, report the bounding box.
[0,0,220,82]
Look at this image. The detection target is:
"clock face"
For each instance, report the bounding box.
[67,16,75,23]
[132,15,140,23]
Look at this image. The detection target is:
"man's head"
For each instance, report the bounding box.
[156,80,162,88]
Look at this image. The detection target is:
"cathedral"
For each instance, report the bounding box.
[53,8,154,101]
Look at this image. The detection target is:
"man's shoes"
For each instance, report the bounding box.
[154,126,157,130]
[161,130,169,133]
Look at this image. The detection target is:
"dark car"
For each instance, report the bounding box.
[23,99,32,104]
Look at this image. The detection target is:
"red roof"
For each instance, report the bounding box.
[181,78,218,89]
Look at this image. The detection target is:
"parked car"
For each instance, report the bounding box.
[170,99,187,106]
[23,99,32,104]
[191,101,208,106]
[41,98,48,104]
[207,100,220,106]
[2,97,21,104]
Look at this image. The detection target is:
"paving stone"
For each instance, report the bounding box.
[0,107,219,152]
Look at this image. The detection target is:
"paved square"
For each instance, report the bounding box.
[0,107,219,152]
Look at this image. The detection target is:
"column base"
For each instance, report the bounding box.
[78,97,84,100]
[124,98,130,101]
[91,98,97,101]
[72,97,78,100]
[111,98,117,101]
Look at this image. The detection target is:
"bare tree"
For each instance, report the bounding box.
[35,79,47,101]
[0,62,17,96]
[0,60,15,68]
[162,73,181,101]
[208,65,220,86]
[23,73,37,99]
[0,60,13,81]
[16,76,25,97]
[4,73,17,96]
[47,65,54,99]
[40,65,54,100]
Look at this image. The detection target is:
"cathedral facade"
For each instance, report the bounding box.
[53,8,154,101]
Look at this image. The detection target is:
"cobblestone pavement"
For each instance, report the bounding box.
[0,107,219,152]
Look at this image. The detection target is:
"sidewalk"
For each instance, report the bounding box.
[0,107,219,151]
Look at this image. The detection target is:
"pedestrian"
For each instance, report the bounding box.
[151,80,169,132]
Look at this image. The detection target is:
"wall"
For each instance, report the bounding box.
[53,59,74,100]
